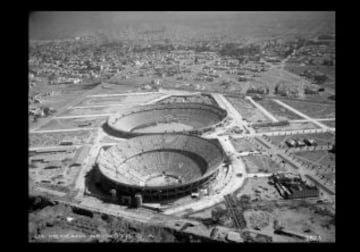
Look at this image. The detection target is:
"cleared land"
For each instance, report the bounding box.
[230,137,258,152]
[279,100,335,119]
[38,116,108,130]
[226,97,272,124]
[269,132,335,147]
[284,63,335,88]
[29,202,180,242]
[242,154,286,173]
[235,177,281,202]
[295,151,335,168]
[256,68,308,87]
[294,150,335,184]
[321,120,335,128]
[255,121,319,133]
[256,99,303,120]
[57,105,134,117]
[29,83,101,129]
[75,93,164,107]
[29,130,95,147]
[91,83,142,94]
[242,200,335,242]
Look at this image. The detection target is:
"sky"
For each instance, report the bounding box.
[29,11,335,41]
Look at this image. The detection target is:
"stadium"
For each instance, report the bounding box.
[94,134,225,202]
[104,103,228,137]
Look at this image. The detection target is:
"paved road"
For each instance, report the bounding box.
[212,93,254,134]
[54,113,114,119]
[273,99,331,130]
[30,84,103,132]
[290,118,335,123]
[30,127,97,134]
[71,102,149,109]
[88,91,163,98]
[245,96,278,122]
[231,127,334,139]
[29,144,85,151]
[29,141,124,151]
[142,93,173,105]
[74,129,104,192]
[253,135,335,197]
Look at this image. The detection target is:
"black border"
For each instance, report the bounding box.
[6,7,342,249]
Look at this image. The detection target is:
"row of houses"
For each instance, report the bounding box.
[285,138,317,148]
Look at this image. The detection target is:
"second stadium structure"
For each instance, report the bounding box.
[104,103,228,137]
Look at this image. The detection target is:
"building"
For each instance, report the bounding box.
[270,173,319,199]
[295,139,306,147]
[93,134,225,203]
[304,138,317,146]
[105,103,227,138]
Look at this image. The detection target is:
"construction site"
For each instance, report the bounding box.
[29,85,335,243]
[29,11,335,243]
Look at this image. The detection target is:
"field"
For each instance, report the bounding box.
[255,121,319,133]
[284,63,335,88]
[235,177,281,202]
[95,83,142,93]
[242,154,285,173]
[29,201,180,242]
[254,68,308,91]
[256,99,303,120]
[294,150,335,183]
[29,130,95,147]
[230,137,258,152]
[279,100,335,118]
[295,150,335,168]
[75,93,165,107]
[321,120,335,128]
[58,105,134,117]
[38,116,108,130]
[242,200,335,242]
[29,82,98,129]
[226,96,272,124]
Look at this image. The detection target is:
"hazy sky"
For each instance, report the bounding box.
[29,11,335,40]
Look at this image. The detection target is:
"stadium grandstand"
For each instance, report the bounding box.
[105,103,227,137]
[94,134,225,202]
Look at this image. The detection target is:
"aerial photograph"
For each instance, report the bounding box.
[29,11,335,243]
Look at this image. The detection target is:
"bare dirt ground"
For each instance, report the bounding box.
[38,117,107,130]
[230,138,258,152]
[257,99,303,120]
[242,154,286,173]
[256,121,319,133]
[235,177,282,202]
[321,120,335,128]
[75,93,164,107]
[226,97,272,124]
[243,201,335,242]
[279,100,335,118]
[57,105,134,117]
[29,130,96,147]
[29,200,182,242]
